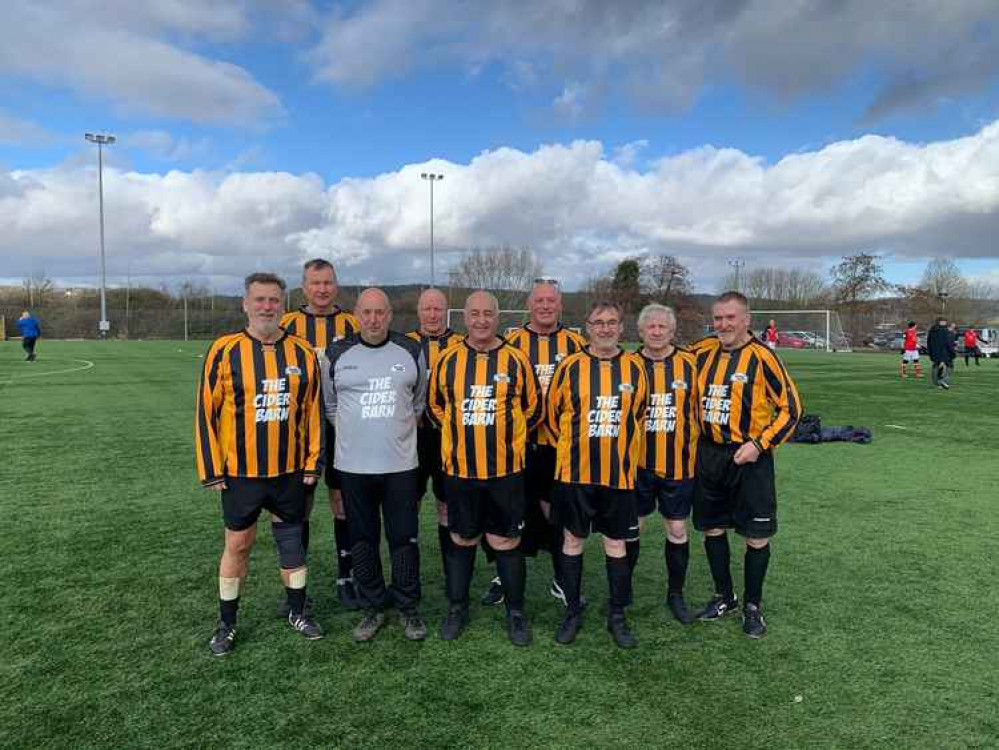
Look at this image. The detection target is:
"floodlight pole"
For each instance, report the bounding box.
[85,132,116,337]
[727,257,745,292]
[420,172,444,287]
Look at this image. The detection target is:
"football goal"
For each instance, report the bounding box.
[754,309,852,352]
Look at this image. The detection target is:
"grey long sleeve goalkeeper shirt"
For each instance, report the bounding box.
[324,332,428,475]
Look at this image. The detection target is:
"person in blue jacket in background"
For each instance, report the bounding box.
[16,310,41,361]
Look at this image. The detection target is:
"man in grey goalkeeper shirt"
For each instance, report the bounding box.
[325,288,429,643]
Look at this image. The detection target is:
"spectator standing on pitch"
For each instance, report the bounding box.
[900,321,922,379]
[632,303,699,624]
[327,288,429,642]
[764,319,778,351]
[689,291,801,639]
[280,258,361,610]
[16,311,41,361]
[927,318,953,390]
[548,300,648,648]
[963,328,982,367]
[196,273,325,656]
[501,279,588,609]
[428,291,542,646]
[406,288,463,591]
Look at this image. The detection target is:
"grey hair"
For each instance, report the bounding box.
[637,303,676,330]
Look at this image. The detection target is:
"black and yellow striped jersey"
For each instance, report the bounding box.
[405,328,464,372]
[280,306,359,353]
[638,348,700,480]
[690,336,802,450]
[195,330,323,486]
[505,325,587,447]
[548,349,648,490]
[428,339,542,479]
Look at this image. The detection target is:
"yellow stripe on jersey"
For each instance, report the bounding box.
[694,336,802,450]
[506,325,587,447]
[405,328,464,372]
[638,348,699,480]
[548,349,648,490]
[280,306,359,353]
[195,330,323,485]
[428,340,541,479]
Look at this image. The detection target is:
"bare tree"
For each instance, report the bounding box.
[734,267,828,307]
[832,253,891,340]
[452,246,542,308]
[22,272,54,308]
[641,255,691,304]
[920,258,967,298]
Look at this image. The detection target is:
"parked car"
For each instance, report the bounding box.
[777,332,807,349]
[786,330,827,349]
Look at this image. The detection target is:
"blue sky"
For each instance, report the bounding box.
[2,0,999,292]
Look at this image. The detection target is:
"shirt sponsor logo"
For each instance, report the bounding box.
[730,373,748,383]
[285,365,301,376]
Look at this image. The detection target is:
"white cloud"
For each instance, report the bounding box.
[612,140,649,170]
[3,121,999,292]
[552,82,589,122]
[307,0,999,121]
[124,130,212,162]
[0,111,56,146]
[0,1,283,126]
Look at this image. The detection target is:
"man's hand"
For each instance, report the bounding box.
[331,489,346,519]
[303,474,318,486]
[733,441,761,465]
[206,481,227,491]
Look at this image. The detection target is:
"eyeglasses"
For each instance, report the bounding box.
[533,277,560,286]
[587,319,620,328]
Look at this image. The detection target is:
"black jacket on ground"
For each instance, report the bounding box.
[927,324,953,364]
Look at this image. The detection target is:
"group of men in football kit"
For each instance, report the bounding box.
[196,261,802,654]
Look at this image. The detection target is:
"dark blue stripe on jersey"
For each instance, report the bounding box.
[738,355,760,439]
[251,341,269,474]
[305,315,317,346]
[199,345,225,477]
[587,356,603,483]
[503,354,515,472]
[679,358,693,474]
[567,360,581,484]
[483,351,498,477]
[275,343,291,473]
[230,342,247,476]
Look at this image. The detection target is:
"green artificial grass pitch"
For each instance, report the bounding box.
[1,341,996,748]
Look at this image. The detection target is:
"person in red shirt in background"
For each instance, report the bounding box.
[963,328,982,367]
[764,320,778,351]
[901,321,922,379]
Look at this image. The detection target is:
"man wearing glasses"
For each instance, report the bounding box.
[548,301,648,648]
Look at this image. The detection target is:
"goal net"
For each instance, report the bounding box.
[753,309,852,352]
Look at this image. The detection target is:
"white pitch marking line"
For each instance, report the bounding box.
[0,358,95,382]
[883,424,908,430]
